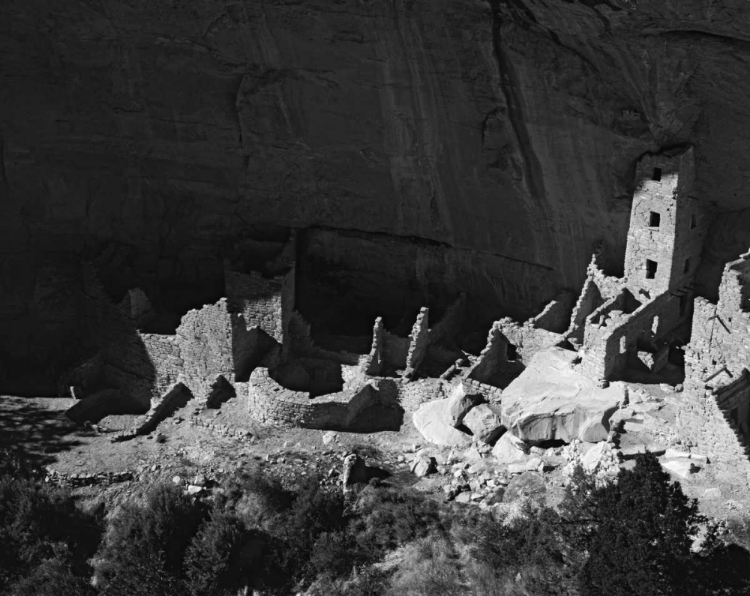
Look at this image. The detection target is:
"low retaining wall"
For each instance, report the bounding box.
[247,368,402,431]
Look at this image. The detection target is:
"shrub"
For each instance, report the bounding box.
[348,487,444,559]
[96,483,203,596]
[183,511,249,596]
[9,554,97,596]
[575,453,704,596]
[0,469,101,594]
[387,535,465,596]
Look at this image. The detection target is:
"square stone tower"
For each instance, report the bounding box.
[623,146,706,298]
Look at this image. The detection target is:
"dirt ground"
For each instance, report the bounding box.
[2,386,750,547]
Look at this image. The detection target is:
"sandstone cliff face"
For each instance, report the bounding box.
[1,0,749,389]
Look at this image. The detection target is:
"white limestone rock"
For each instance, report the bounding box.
[492,432,529,464]
[462,404,504,443]
[445,384,483,427]
[500,347,624,444]
[413,399,472,447]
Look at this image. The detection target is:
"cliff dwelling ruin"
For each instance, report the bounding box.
[9,144,738,484]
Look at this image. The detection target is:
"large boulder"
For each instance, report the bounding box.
[413,399,472,447]
[462,404,504,444]
[500,347,624,444]
[445,384,483,427]
[492,432,529,464]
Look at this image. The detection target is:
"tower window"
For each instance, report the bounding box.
[652,316,659,334]
[652,167,662,181]
[684,258,691,274]
[691,213,697,229]
[620,336,627,354]
[645,259,658,279]
[649,211,661,228]
[506,343,518,362]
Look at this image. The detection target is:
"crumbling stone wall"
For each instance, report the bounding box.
[567,276,605,345]
[362,317,384,376]
[176,299,236,399]
[461,377,503,404]
[140,334,183,401]
[466,321,523,386]
[676,385,750,480]
[686,252,750,388]
[581,290,687,381]
[404,307,429,378]
[497,318,565,364]
[225,267,294,344]
[247,368,402,431]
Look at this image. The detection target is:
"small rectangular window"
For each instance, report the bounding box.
[652,316,659,334]
[620,336,627,354]
[652,167,662,181]
[684,258,690,274]
[649,212,661,228]
[506,343,518,362]
[690,214,697,229]
[645,259,658,279]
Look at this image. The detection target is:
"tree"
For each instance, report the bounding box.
[96,483,203,596]
[575,453,703,596]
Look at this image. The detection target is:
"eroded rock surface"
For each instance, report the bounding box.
[7,1,750,388]
[413,399,472,447]
[500,348,624,444]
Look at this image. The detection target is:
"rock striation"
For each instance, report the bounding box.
[6,1,750,388]
[500,348,624,444]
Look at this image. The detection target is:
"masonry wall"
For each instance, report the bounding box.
[140,334,183,401]
[225,268,293,343]
[623,148,701,297]
[581,290,688,381]
[247,368,402,431]
[405,307,429,377]
[467,321,523,385]
[676,385,750,481]
[686,254,750,389]
[567,276,604,345]
[175,299,236,400]
[499,318,564,364]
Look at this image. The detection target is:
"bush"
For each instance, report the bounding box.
[387,535,465,596]
[9,554,97,596]
[0,462,101,594]
[96,483,203,596]
[183,511,249,596]
[348,487,444,559]
[574,453,705,596]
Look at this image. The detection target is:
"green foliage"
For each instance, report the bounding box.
[387,535,465,596]
[96,483,203,596]
[183,511,249,596]
[9,554,98,596]
[570,452,724,596]
[0,455,101,595]
[348,487,445,558]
